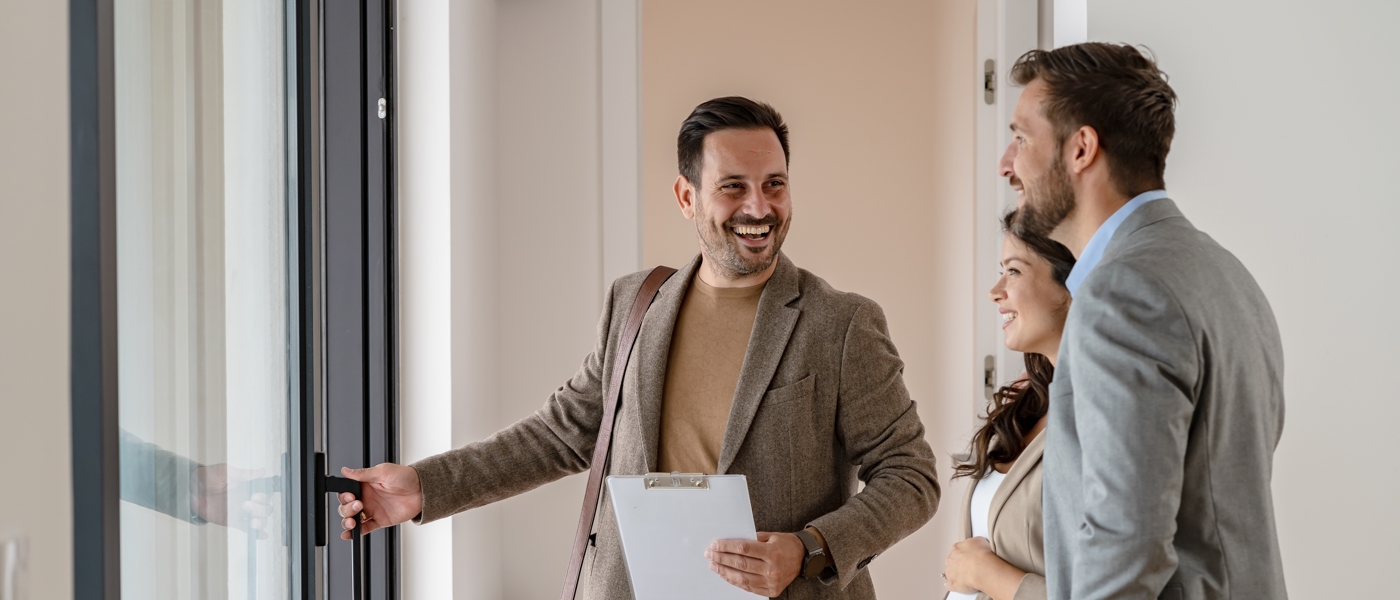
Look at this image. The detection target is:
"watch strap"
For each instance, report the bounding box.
[794,528,834,581]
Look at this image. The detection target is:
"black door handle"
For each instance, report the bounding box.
[316,452,365,600]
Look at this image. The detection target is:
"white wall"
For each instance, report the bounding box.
[397,0,636,598]
[1088,2,1400,597]
[0,1,73,598]
[495,0,607,597]
[445,0,508,598]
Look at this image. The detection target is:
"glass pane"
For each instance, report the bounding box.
[114,1,296,598]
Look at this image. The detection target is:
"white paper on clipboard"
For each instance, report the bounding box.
[606,473,764,600]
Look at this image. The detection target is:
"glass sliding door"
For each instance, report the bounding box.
[113,0,299,598]
[74,0,396,596]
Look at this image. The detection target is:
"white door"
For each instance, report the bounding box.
[972,0,1086,408]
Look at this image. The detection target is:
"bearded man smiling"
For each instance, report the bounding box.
[332,97,941,600]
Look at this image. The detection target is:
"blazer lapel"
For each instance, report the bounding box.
[716,254,802,474]
[986,430,1046,541]
[958,475,975,539]
[630,255,700,471]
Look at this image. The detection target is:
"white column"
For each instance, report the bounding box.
[1052,0,1087,47]
[1036,0,1089,49]
[397,1,457,599]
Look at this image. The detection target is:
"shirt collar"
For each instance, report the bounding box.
[1064,189,1169,296]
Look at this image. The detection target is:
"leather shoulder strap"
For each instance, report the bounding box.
[560,265,678,599]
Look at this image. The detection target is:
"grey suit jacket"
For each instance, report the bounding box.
[1043,199,1287,600]
[411,253,941,599]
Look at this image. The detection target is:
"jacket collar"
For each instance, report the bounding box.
[1105,197,1185,257]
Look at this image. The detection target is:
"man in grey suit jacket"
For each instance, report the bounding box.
[1001,44,1287,599]
[331,97,940,599]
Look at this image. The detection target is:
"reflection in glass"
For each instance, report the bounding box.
[115,0,294,598]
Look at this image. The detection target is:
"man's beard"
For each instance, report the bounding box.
[1013,155,1076,239]
[694,201,788,280]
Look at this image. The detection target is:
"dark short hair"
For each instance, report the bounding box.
[677,96,790,189]
[1002,209,1075,287]
[1010,42,1177,196]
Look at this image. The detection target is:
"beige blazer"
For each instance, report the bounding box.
[410,254,941,599]
[950,432,1046,600]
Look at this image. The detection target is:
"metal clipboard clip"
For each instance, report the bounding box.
[643,472,710,490]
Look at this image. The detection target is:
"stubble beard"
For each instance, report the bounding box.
[1013,154,1077,239]
[694,199,788,280]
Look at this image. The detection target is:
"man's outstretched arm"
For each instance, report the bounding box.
[337,276,630,535]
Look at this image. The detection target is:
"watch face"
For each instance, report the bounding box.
[802,551,825,578]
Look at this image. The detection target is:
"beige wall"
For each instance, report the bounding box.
[0,1,73,598]
[1089,2,1399,597]
[643,1,977,596]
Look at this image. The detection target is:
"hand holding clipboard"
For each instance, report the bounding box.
[608,473,765,600]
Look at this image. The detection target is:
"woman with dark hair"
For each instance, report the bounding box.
[943,211,1075,600]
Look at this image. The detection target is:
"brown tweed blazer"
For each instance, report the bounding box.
[410,253,941,599]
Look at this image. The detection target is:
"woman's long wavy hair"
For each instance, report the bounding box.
[954,210,1076,480]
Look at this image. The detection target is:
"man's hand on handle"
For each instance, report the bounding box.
[705,531,804,598]
[336,463,423,540]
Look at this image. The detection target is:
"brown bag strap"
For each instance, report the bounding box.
[561,265,678,600]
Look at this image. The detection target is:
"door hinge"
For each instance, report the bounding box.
[377,97,387,119]
[984,59,996,105]
[983,355,997,400]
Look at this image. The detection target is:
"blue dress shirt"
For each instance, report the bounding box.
[1064,189,1169,297]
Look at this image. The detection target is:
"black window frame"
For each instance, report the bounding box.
[70,0,119,596]
[315,0,400,599]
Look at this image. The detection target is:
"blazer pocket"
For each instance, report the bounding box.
[762,374,815,407]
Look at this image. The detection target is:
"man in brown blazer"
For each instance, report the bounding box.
[333,97,940,599]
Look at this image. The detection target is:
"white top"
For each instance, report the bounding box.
[946,470,1009,600]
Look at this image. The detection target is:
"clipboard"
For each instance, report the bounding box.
[606,473,764,600]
